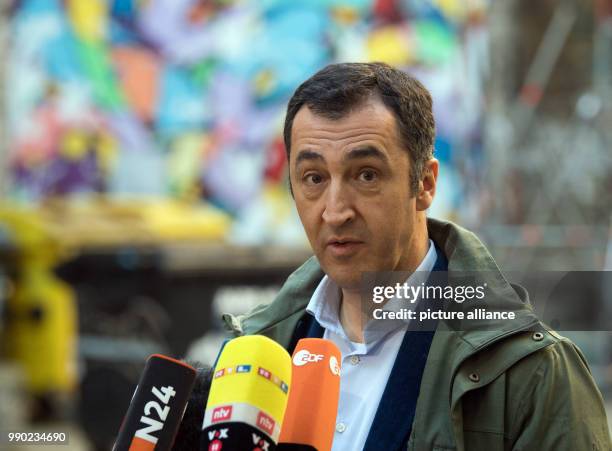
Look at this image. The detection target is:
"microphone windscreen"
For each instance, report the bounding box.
[171,365,212,451]
[279,338,341,451]
[202,335,292,450]
[113,354,197,451]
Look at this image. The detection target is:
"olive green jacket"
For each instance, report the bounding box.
[223,219,611,450]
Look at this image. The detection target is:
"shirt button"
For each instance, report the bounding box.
[336,422,347,433]
[350,355,360,365]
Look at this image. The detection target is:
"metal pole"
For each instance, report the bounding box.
[0,2,9,198]
[485,0,521,224]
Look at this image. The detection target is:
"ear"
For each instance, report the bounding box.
[416,158,438,212]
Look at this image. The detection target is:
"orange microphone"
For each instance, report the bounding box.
[278,338,342,451]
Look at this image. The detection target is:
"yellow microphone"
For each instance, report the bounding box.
[201,335,292,451]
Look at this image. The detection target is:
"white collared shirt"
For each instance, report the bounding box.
[305,240,437,451]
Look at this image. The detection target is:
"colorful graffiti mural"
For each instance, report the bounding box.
[5,0,488,243]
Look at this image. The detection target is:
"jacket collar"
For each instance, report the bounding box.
[426,218,539,349]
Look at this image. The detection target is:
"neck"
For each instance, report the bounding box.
[339,288,366,343]
[396,216,430,274]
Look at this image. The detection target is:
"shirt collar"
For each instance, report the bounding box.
[306,239,437,351]
[306,272,344,336]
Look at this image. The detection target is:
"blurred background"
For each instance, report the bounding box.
[0,0,610,449]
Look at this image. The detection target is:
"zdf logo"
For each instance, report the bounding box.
[293,350,324,366]
[329,356,340,376]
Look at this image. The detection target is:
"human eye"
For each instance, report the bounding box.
[357,168,378,183]
[303,172,324,185]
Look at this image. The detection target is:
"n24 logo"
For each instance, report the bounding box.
[133,386,176,444]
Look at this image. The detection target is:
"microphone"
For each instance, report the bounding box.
[113,354,197,451]
[200,335,292,451]
[171,365,212,451]
[278,338,342,451]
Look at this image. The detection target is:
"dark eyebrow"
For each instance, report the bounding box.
[344,146,390,164]
[294,150,325,167]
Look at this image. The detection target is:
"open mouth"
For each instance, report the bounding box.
[326,240,364,256]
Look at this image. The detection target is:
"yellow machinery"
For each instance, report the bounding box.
[0,205,77,395]
[0,198,231,397]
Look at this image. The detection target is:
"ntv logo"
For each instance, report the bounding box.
[211,405,233,423]
[256,411,275,435]
[293,349,324,366]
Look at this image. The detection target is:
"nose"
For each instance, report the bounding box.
[322,181,355,227]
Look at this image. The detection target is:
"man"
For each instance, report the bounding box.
[223,63,611,450]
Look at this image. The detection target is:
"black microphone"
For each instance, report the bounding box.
[171,365,212,451]
[113,354,197,451]
[168,343,227,450]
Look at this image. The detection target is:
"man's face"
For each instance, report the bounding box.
[290,97,425,290]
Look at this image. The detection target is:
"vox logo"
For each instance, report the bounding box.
[251,433,270,451]
[207,429,229,440]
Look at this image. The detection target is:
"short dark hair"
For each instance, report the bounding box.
[283,62,435,194]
